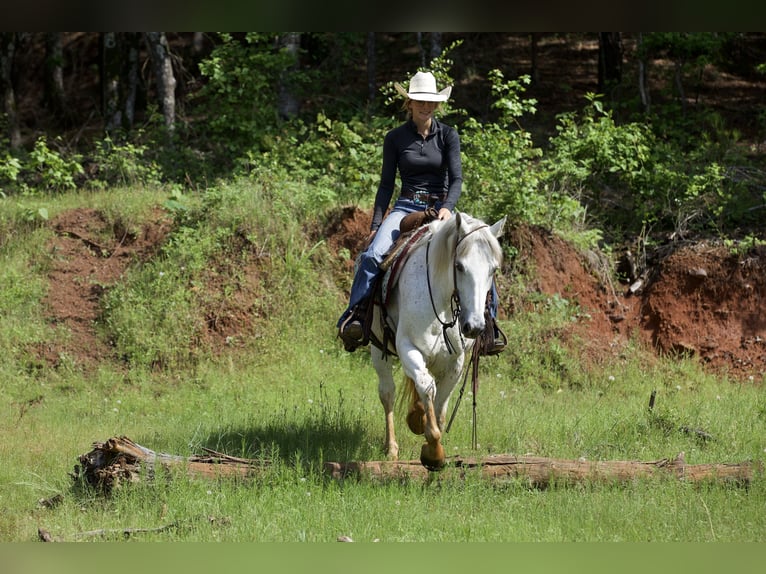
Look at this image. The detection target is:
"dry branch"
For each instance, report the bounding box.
[325,452,758,487]
[72,435,267,493]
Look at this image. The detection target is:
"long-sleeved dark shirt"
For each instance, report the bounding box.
[370,118,463,230]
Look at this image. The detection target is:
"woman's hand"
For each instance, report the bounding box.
[437,207,452,221]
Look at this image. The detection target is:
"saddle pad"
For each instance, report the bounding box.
[380,225,430,307]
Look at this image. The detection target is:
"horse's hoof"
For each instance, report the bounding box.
[420,443,446,471]
[406,407,426,435]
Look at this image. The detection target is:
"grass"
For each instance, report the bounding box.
[1,183,765,543]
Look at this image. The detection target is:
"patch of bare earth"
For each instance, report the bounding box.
[35,206,766,382]
[38,207,171,370]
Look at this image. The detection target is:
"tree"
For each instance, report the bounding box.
[1,32,22,150]
[598,32,623,97]
[44,33,69,125]
[100,33,142,132]
[366,33,376,105]
[145,32,176,136]
[276,32,300,120]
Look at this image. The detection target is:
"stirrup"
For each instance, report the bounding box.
[479,319,507,356]
[338,312,365,352]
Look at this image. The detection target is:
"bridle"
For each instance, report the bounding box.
[425,224,489,354]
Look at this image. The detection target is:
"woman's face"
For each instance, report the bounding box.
[410,99,438,122]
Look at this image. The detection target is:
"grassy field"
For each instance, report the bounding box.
[1,186,765,544]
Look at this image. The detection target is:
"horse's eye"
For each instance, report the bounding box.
[455,262,465,273]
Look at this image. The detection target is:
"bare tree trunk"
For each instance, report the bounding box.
[674,60,687,114]
[529,33,540,86]
[428,32,442,61]
[100,32,121,130]
[44,33,68,124]
[598,32,623,95]
[0,32,21,150]
[637,32,651,113]
[121,33,140,129]
[276,32,300,120]
[192,32,205,55]
[416,32,442,67]
[366,32,376,105]
[144,32,176,136]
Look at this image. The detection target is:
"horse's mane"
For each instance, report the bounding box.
[413,213,500,275]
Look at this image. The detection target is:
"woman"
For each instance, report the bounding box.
[337,71,503,354]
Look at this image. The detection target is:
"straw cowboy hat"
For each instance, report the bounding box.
[394,71,452,102]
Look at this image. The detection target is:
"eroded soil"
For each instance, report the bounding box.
[32,205,766,381]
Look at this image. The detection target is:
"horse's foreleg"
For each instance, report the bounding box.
[413,373,446,470]
[400,345,447,471]
[420,398,446,471]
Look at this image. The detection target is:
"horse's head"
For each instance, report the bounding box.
[452,211,506,338]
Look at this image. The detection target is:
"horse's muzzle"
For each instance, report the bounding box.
[461,320,484,339]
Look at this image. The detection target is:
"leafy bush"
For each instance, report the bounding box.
[542,93,754,243]
[88,132,161,189]
[0,136,85,195]
[194,33,295,158]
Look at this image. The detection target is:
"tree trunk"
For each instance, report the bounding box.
[529,33,540,86]
[74,436,268,493]
[144,32,176,136]
[100,32,122,130]
[637,33,651,113]
[120,33,141,130]
[429,32,442,62]
[0,32,21,150]
[44,33,68,125]
[598,32,623,95]
[276,32,300,120]
[366,32,376,105]
[674,59,687,113]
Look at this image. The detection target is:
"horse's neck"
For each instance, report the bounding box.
[423,236,455,308]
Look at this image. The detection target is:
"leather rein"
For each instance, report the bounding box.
[426,222,490,450]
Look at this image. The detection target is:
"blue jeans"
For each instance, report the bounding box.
[337,199,425,327]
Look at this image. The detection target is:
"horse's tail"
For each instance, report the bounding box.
[398,375,426,436]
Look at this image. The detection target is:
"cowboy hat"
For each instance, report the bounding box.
[394,71,452,102]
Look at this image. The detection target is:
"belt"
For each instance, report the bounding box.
[399,190,445,206]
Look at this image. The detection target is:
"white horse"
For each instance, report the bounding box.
[370,211,506,470]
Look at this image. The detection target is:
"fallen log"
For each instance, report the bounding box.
[73,437,759,492]
[324,452,759,487]
[72,435,268,493]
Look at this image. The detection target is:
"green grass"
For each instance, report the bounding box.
[1,184,764,543]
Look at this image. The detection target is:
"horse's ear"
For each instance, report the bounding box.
[490,215,507,239]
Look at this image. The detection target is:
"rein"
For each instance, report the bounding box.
[426,222,489,450]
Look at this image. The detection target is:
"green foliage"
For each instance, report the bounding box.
[639,32,734,65]
[242,114,387,209]
[0,153,22,191]
[88,132,162,189]
[543,93,754,243]
[28,136,84,192]
[0,136,85,195]
[194,33,294,157]
[459,71,543,222]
